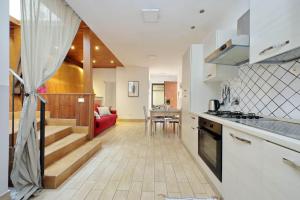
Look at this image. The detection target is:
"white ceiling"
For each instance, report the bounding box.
[66,0,249,75]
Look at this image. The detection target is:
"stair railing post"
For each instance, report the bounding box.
[39,100,46,186]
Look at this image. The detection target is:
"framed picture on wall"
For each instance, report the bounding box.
[128,81,139,97]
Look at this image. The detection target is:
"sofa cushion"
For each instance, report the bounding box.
[94,111,100,119]
[97,106,111,116]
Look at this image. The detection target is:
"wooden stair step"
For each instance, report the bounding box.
[38,125,73,146]
[45,133,88,167]
[43,137,102,189]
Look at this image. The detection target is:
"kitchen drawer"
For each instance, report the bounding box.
[262,141,300,200]
[223,126,263,200]
[189,113,198,128]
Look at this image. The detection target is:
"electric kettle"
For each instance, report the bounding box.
[208,99,220,112]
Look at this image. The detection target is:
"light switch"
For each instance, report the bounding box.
[78,97,85,103]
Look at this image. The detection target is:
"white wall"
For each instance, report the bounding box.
[0,0,9,197]
[116,66,149,119]
[93,68,116,107]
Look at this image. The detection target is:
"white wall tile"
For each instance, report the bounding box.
[222,59,300,119]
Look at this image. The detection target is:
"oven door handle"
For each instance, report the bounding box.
[230,133,251,144]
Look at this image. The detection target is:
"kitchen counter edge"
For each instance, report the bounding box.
[198,113,300,152]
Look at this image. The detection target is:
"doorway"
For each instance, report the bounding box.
[151,81,177,108]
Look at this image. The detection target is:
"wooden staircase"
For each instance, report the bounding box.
[41,119,102,189]
[9,116,101,189]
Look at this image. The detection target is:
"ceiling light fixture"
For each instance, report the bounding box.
[199,9,205,14]
[71,45,75,50]
[190,26,196,30]
[95,45,100,50]
[110,60,114,64]
[141,8,160,23]
[92,60,96,64]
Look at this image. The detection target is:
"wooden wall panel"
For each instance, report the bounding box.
[45,62,84,93]
[164,81,178,109]
[41,93,95,127]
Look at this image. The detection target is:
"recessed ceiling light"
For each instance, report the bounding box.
[81,60,83,63]
[190,26,196,30]
[199,9,205,14]
[92,60,96,64]
[141,8,160,23]
[95,46,100,50]
[110,60,114,64]
[71,45,75,50]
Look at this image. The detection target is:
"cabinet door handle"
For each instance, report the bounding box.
[282,158,300,169]
[207,74,212,77]
[259,40,290,55]
[191,127,195,130]
[191,116,196,120]
[230,133,251,144]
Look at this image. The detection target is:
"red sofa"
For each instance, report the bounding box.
[94,105,117,137]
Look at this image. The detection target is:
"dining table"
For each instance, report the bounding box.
[149,108,182,136]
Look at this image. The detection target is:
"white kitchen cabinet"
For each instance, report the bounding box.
[181,44,219,114]
[203,30,239,82]
[262,141,300,200]
[181,112,198,159]
[222,126,263,200]
[250,0,300,64]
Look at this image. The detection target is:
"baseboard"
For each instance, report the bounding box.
[0,191,11,200]
[117,119,145,122]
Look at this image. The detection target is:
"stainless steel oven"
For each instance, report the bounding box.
[198,117,222,181]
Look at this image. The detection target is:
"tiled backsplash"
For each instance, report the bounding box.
[221,59,300,120]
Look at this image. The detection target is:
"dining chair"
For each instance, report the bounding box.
[151,108,166,135]
[165,115,180,136]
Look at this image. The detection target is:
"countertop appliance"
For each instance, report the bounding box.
[205,10,250,66]
[198,117,222,181]
[206,111,300,141]
[208,99,221,112]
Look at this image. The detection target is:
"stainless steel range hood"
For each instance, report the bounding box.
[205,35,249,65]
[205,10,250,66]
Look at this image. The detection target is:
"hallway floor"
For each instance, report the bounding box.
[33,122,217,200]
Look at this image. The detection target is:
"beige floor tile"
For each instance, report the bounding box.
[142,179,154,192]
[113,190,128,200]
[127,181,143,200]
[85,190,102,200]
[177,181,194,198]
[36,122,218,200]
[154,182,167,199]
[98,181,119,200]
[141,192,154,200]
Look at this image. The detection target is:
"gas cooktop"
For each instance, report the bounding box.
[206,111,262,119]
[206,111,300,141]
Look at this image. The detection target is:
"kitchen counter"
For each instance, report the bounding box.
[199,113,300,152]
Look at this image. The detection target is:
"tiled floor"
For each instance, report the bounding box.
[33,122,217,200]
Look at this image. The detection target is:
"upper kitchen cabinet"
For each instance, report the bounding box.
[250,0,300,64]
[203,30,239,82]
[181,44,219,114]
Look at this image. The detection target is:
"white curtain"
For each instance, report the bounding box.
[11,0,80,199]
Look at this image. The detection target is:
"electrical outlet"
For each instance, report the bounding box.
[289,63,300,76]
